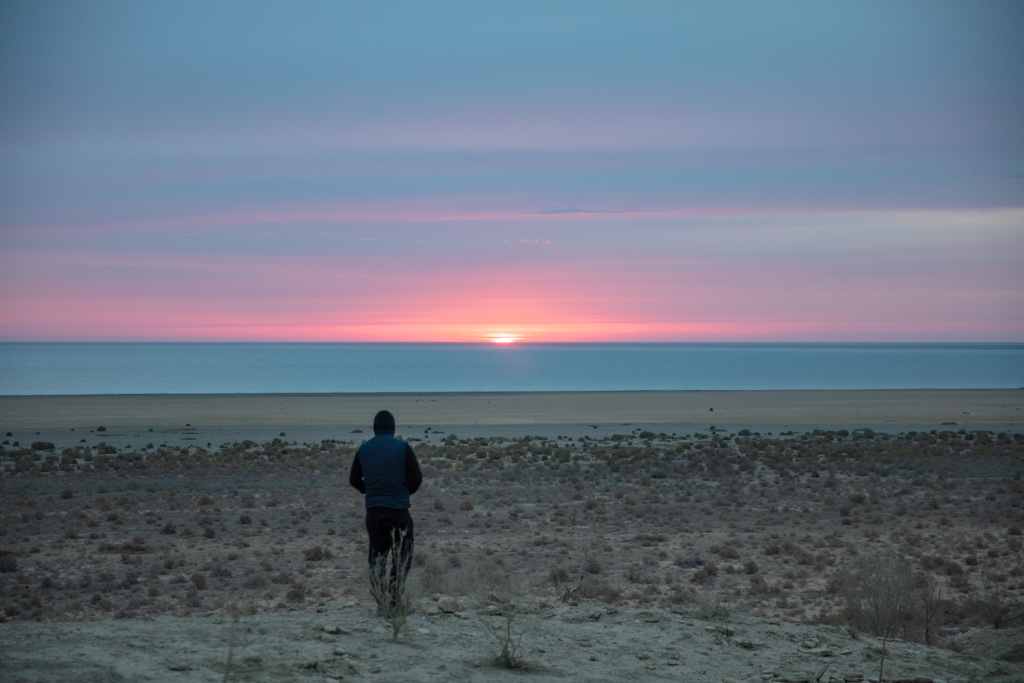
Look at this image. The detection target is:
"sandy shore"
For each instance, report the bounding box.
[1,390,1022,448]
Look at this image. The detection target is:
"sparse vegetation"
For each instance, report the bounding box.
[0,427,1020,635]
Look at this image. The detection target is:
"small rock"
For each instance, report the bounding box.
[436,596,461,613]
[322,625,349,635]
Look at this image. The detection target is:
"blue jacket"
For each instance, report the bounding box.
[349,429,423,509]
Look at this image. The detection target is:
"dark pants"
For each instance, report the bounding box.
[365,507,414,609]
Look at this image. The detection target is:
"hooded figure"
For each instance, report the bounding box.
[349,410,423,614]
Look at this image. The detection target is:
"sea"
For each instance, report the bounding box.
[0,343,1022,396]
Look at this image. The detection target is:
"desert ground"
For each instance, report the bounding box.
[1,390,1023,682]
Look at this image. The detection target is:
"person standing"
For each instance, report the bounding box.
[349,410,423,613]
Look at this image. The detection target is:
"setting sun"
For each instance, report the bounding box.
[488,335,520,344]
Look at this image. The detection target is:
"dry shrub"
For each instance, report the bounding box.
[304,545,333,561]
[286,581,307,602]
[710,543,740,560]
[369,530,412,641]
[0,549,16,573]
[835,553,917,683]
[488,610,527,670]
[690,562,718,585]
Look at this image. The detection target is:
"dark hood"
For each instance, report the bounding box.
[372,409,396,435]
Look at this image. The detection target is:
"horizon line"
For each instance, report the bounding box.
[3,340,1021,345]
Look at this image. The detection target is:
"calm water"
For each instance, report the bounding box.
[0,343,1021,396]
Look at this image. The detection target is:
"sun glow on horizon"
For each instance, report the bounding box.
[488,334,520,344]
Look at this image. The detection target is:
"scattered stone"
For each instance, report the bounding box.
[322,625,349,635]
[436,595,461,613]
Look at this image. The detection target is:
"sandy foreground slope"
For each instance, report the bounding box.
[2,594,1022,682]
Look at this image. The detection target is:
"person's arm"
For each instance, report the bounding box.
[405,445,423,495]
[349,453,366,494]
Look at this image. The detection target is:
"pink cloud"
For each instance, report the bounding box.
[3,244,1021,341]
[2,209,1021,342]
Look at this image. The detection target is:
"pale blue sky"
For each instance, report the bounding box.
[1,1,1022,341]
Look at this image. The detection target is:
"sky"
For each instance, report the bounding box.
[1,1,1022,343]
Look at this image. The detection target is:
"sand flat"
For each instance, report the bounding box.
[1,389,1020,435]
